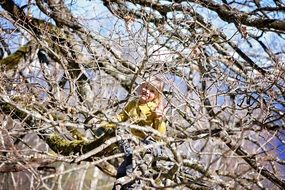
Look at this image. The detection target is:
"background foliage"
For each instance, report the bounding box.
[0,0,285,189]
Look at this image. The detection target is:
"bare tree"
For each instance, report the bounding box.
[0,0,285,189]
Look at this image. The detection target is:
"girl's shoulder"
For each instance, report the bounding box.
[123,99,138,109]
[139,100,158,112]
[127,99,138,105]
[127,98,158,111]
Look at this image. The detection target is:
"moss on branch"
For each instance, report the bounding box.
[0,102,29,121]
[0,41,35,70]
[46,129,117,157]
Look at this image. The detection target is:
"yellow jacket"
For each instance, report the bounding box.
[105,99,166,139]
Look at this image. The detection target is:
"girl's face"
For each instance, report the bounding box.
[139,83,158,103]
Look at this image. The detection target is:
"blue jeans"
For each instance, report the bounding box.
[141,138,162,157]
[113,138,162,189]
[116,139,133,178]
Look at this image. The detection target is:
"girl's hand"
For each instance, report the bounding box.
[155,101,168,118]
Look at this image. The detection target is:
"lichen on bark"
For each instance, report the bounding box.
[46,128,117,158]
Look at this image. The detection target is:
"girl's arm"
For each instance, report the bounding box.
[154,99,168,118]
[154,117,166,135]
[95,101,135,136]
[117,100,135,122]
